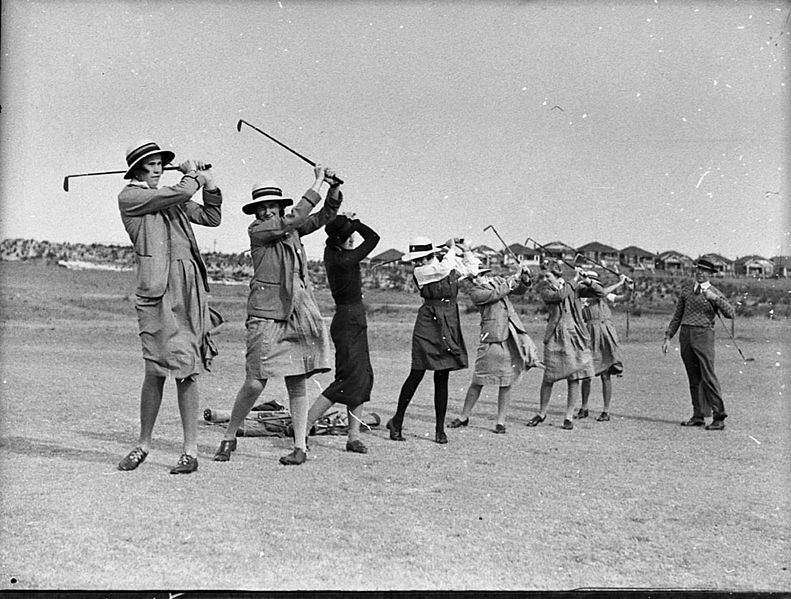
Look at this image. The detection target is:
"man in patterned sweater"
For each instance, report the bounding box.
[662,258,735,430]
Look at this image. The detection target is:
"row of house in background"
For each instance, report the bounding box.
[2,238,790,281]
[369,240,791,279]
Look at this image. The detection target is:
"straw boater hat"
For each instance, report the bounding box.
[401,236,440,262]
[242,180,294,215]
[583,269,600,281]
[540,258,563,276]
[123,139,175,179]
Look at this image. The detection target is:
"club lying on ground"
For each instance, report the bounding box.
[483,225,520,263]
[236,118,344,185]
[63,164,212,192]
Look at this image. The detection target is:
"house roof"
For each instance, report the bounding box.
[620,245,657,258]
[509,243,539,256]
[734,254,769,265]
[658,250,692,260]
[577,241,619,253]
[473,244,498,254]
[536,240,577,252]
[700,252,733,265]
[370,248,404,263]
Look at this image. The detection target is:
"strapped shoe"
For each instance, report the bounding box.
[449,417,469,428]
[680,418,705,427]
[705,419,725,431]
[494,424,506,434]
[435,431,448,444]
[574,408,589,420]
[561,419,574,430]
[386,418,405,441]
[170,454,198,474]
[596,412,610,422]
[279,448,307,465]
[526,414,546,427]
[345,439,368,454]
[213,439,237,462]
[118,446,148,471]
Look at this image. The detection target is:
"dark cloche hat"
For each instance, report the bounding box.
[325,215,355,241]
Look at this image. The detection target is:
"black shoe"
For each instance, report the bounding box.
[596,412,610,422]
[449,417,469,428]
[681,418,705,427]
[494,424,506,434]
[279,448,307,465]
[526,414,546,427]
[561,419,574,430]
[170,454,198,474]
[705,419,725,431]
[213,439,237,462]
[118,446,148,471]
[574,408,589,419]
[345,439,368,454]
[435,431,448,444]
[386,418,405,441]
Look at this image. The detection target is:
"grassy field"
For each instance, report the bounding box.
[0,261,789,591]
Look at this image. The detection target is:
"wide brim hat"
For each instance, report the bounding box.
[540,258,564,276]
[325,215,355,241]
[583,269,600,281]
[242,180,294,214]
[401,236,440,262]
[694,258,717,273]
[124,139,175,179]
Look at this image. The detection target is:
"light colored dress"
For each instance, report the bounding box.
[539,279,594,383]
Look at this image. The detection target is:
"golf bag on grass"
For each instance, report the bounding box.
[203,400,381,438]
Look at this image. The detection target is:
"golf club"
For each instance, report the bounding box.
[236,119,344,185]
[574,252,634,285]
[483,225,520,262]
[524,237,578,270]
[63,164,213,192]
[717,313,755,363]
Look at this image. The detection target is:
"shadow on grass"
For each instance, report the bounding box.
[0,435,121,464]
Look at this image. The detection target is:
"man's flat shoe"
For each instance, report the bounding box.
[561,419,574,430]
[118,446,148,471]
[449,417,469,428]
[345,439,368,454]
[596,412,610,422]
[681,418,705,427]
[213,439,237,462]
[494,424,506,434]
[170,454,198,474]
[574,408,589,420]
[705,420,725,431]
[435,431,448,444]
[279,448,307,465]
[386,418,405,441]
[526,414,546,427]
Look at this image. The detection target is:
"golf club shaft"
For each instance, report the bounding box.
[575,253,623,277]
[63,164,211,192]
[717,313,753,362]
[236,119,344,185]
[484,225,519,262]
[525,237,577,270]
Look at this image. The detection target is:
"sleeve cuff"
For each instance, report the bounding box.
[303,189,321,207]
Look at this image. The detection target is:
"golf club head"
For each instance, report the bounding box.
[743,357,756,363]
[63,177,70,192]
[236,119,244,132]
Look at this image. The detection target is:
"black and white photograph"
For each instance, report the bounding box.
[0,0,788,592]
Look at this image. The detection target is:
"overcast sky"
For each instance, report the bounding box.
[1,0,788,260]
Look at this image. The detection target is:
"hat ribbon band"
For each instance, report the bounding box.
[126,143,163,167]
[409,243,433,253]
[252,188,284,200]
